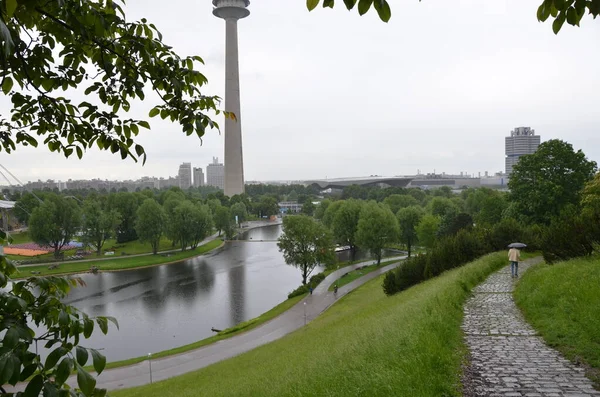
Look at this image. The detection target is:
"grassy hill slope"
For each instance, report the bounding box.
[114,252,507,397]
[515,255,600,387]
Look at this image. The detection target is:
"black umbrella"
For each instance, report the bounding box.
[508,242,527,248]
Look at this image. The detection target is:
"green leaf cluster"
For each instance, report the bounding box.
[0,234,117,395]
[278,215,335,285]
[0,0,221,163]
[306,0,392,22]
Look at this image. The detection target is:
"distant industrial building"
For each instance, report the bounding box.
[193,167,205,188]
[206,157,224,190]
[178,162,192,190]
[505,127,540,174]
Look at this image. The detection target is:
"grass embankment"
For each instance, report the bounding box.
[327,259,399,291]
[114,252,508,397]
[100,294,305,370]
[12,239,223,279]
[515,255,600,387]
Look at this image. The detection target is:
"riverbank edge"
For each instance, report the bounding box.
[10,239,225,280]
[97,293,308,371]
[92,255,404,371]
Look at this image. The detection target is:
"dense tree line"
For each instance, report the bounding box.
[12,185,289,258]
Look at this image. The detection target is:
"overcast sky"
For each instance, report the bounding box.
[1,0,599,184]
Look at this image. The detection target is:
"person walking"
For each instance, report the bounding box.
[508,247,521,278]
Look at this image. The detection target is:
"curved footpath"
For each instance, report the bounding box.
[462,258,599,397]
[7,255,406,393]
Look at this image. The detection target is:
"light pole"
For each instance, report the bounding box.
[148,353,153,384]
[303,301,307,326]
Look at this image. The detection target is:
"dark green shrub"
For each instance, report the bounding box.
[287,284,309,299]
[309,272,326,286]
[382,271,399,296]
[541,209,596,263]
[395,254,427,292]
[487,218,524,251]
[387,229,494,296]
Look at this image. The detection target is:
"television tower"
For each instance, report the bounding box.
[212,0,249,197]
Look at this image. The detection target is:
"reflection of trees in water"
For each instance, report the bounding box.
[228,244,246,326]
[228,265,245,326]
[140,259,216,315]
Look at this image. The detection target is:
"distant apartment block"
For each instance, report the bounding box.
[206,157,224,190]
[178,162,192,190]
[505,127,540,174]
[193,167,205,188]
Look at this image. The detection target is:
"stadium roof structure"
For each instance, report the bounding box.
[304,176,413,190]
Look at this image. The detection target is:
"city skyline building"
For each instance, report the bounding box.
[193,167,205,188]
[213,0,249,197]
[505,126,541,174]
[178,162,192,190]
[206,157,225,190]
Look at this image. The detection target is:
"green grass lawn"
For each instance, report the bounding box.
[327,260,399,291]
[6,230,32,245]
[515,255,600,387]
[113,252,508,397]
[12,239,223,279]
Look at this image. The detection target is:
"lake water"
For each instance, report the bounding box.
[59,224,316,361]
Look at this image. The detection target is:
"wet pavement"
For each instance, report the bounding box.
[462,258,600,397]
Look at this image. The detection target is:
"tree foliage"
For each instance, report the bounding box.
[415,214,440,250]
[508,139,597,224]
[135,198,166,254]
[278,215,335,285]
[28,194,81,258]
[383,194,419,214]
[107,191,139,243]
[0,0,231,162]
[305,0,600,33]
[0,230,117,396]
[230,202,247,227]
[355,201,399,265]
[82,199,121,254]
[169,201,213,250]
[396,205,423,257]
[213,205,231,237]
[331,199,363,260]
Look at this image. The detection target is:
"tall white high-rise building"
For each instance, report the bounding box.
[193,167,205,188]
[206,157,224,190]
[178,162,192,190]
[505,127,541,174]
[213,0,249,197]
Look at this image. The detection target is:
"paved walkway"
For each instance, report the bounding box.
[462,258,599,397]
[7,255,405,393]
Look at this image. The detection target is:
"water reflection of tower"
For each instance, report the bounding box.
[228,241,246,325]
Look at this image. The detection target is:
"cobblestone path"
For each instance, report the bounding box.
[462,259,600,397]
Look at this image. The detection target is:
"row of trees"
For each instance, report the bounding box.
[279,139,599,292]
[21,188,255,258]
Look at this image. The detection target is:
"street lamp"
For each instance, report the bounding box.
[303,301,307,326]
[148,353,153,384]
